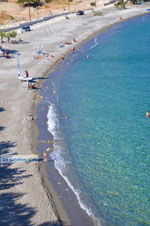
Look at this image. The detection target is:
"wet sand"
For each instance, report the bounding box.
[0,3,149,225]
[36,67,97,225]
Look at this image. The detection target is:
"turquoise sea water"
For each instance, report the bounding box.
[48,14,150,226]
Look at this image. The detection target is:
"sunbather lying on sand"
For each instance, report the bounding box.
[63,42,72,45]
[28,82,37,89]
[63,39,78,45]
[34,55,54,60]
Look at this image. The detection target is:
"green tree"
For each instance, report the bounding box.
[10,31,17,38]
[18,0,40,6]
[0,30,6,43]
[114,0,126,9]
[119,0,126,8]
[5,31,17,42]
[18,0,41,21]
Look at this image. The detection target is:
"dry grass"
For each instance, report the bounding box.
[0,11,14,24]
[0,0,104,25]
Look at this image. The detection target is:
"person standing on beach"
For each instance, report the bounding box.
[61,55,65,62]
[72,48,75,53]
[43,152,48,162]
[25,70,29,77]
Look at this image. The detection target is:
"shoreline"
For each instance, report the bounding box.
[0,4,149,225]
[35,64,98,225]
[31,6,150,225]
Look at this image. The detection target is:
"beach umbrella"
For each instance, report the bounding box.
[35,50,47,55]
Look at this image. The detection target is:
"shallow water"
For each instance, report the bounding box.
[47,14,150,226]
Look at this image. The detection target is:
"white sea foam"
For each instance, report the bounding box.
[47,104,59,137]
[47,104,102,226]
[89,38,98,50]
[50,81,57,94]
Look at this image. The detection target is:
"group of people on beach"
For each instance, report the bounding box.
[34,38,77,63]
[2,50,10,58]
[11,38,23,44]
[61,38,77,61]
[61,48,75,62]
[24,39,77,88]
[22,70,37,89]
[17,37,78,90]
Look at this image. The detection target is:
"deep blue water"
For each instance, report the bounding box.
[48,14,150,226]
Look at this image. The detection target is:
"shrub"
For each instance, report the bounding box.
[45,0,52,3]
[114,3,119,8]
[120,2,126,8]
[114,0,126,9]
[94,11,103,16]
[90,2,96,6]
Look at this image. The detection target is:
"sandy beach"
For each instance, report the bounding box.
[0,3,149,225]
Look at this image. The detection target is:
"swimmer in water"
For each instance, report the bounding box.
[146,111,150,118]
[61,116,69,120]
